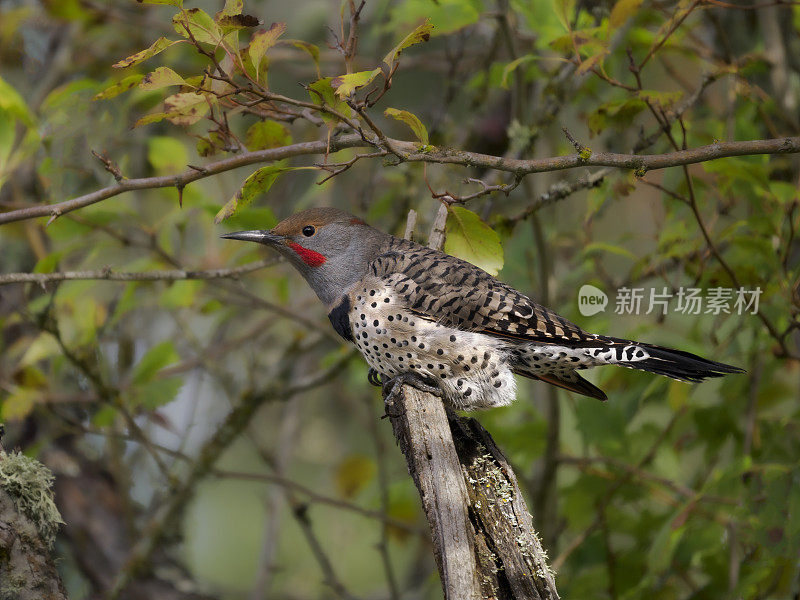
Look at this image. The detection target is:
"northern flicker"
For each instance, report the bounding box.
[222,207,743,410]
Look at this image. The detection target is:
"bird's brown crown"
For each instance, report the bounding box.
[271,207,365,237]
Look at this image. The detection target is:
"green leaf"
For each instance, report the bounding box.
[147,136,188,173]
[335,454,376,499]
[637,89,683,110]
[283,39,321,78]
[549,28,605,54]
[215,164,294,223]
[769,181,799,205]
[196,131,226,157]
[384,108,429,144]
[93,75,144,100]
[389,0,478,36]
[163,92,211,125]
[249,22,287,77]
[587,97,646,136]
[383,19,433,69]
[161,280,203,308]
[218,0,242,16]
[501,55,538,89]
[0,76,35,126]
[245,120,292,150]
[444,206,504,276]
[0,110,14,166]
[132,341,179,385]
[134,111,170,128]
[609,0,643,29]
[173,8,223,45]
[134,377,184,410]
[307,77,354,124]
[647,508,688,573]
[92,406,118,427]
[140,66,187,90]
[33,252,61,275]
[223,206,277,231]
[331,69,381,98]
[552,0,576,31]
[582,242,638,261]
[113,37,182,68]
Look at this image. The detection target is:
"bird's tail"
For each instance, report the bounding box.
[603,337,745,382]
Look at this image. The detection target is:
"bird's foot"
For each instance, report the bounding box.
[381,372,442,419]
[367,368,384,387]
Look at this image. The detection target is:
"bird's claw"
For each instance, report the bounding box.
[367,368,384,387]
[380,372,443,419]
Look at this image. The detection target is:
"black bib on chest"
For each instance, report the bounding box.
[327,296,353,342]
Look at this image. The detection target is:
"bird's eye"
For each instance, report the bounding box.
[302,225,316,237]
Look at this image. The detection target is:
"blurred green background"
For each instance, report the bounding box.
[1,0,799,598]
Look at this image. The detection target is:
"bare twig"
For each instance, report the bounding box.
[91,149,125,182]
[427,202,449,252]
[403,208,418,240]
[0,258,278,286]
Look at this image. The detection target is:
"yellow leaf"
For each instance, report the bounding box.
[384,108,429,144]
[93,75,144,100]
[140,66,187,91]
[335,454,376,499]
[215,164,310,223]
[134,112,170,128]
[163,92,211,125]
[331,69,381,98]
[610,0,643,29]
[383,19,433,68]
[444,206,504,276]
[283,39,321,78]
[2,386,42,421]
[19,333,60,367]
[113,37,182,69]
[667,379,689,410]
[249,22,287,77]
[575,51,606,75]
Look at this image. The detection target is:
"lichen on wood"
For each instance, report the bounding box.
[0,450,68,600]
[0,451,64,547]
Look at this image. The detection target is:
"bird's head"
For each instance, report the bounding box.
[222,207,388,307]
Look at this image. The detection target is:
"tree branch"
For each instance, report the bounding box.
[0,136,368,225]
[0,258,277,286]
[1,136,798,226]
[385,385,559,599]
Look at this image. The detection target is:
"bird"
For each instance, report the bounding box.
[222,207,744,410]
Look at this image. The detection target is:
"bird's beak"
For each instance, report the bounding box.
[220,230,283,245]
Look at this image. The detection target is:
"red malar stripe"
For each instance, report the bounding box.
[288,242,327,267]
